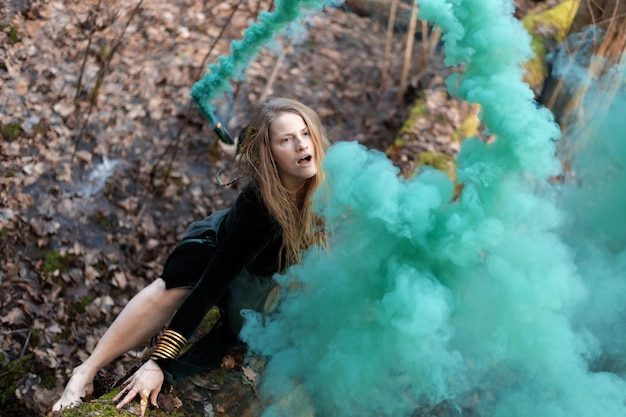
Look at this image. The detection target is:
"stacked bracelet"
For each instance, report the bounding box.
[150,329,188,361]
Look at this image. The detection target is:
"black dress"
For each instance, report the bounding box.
[158,184,283,378]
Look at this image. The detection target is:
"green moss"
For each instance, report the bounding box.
[78,295,96,310]
[8,27,21,43]
[57,388,157,416]
[198,306,222,334]
[94,260,107,274]
[451,110,480,142]
[183,306,222,356]
[522,0,580,91]
[59,389,191,417]
[0,228,7,238]
[30,328,41,343]
[409,101,427,116]
[41,250,75,275]
[100,388,121,400]
[90,211,112,228]
[5,169,16,178]
[55,401,133,417]
[1,121,22,142]
[41,371,56,389]
[67,295,97,318]
[89,76,104,105]
[0,354,34,415]
[397,96,427,136]
[199,366,229,386]
[97,44,112,63]
[417,151,457,181]
[417,151,453,168]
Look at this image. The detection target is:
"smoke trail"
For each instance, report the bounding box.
[240,1,626,416]
[190,0,339,126]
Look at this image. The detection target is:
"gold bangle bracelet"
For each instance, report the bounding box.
[150,329,188,361]
[162,329,188,345]
[156,339,180,350]
[151,348,177,360]
[153,345,178,357]
[151,351,174,360]
[151,352,168,360]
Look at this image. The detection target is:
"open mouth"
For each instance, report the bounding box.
[298,155,312,164]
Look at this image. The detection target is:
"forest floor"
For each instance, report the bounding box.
[1,0,545,416]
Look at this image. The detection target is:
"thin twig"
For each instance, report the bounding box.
[421,20,428,65]
[380,0,398,89]
[150,0,245,185]
[232,80,243,107]
[0,328,30,335]
[72,0,145,162]
[259,40,293,102]
[411,26,441,88]
[545,37,586,111]
[74,0,102,104]
[88,399,116,404]
[568,0,624,124]
[19,329,32,358]
[397,0,419,102]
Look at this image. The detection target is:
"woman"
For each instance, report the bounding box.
[52,97,330,416]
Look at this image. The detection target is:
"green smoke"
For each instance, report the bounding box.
[554,27,626,251]
[191,0,336,123]
[239,1,626,416]
[554,27,626,378]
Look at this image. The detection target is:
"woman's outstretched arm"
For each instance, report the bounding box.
[51,278,189,412]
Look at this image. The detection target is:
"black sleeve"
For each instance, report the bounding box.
[165,189,277,339]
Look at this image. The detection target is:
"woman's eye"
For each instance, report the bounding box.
[303,131,310,136]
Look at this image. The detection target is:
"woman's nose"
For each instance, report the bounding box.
[295,137,308,149]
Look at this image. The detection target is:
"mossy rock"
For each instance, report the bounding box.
[387,91,480,181]
[522,0,580,93]
[49,368,258,417]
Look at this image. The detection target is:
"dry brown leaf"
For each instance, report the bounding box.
[187,374,221,390]
[157,391,183,412]
[84,265,101,282]
[0,307,26,325]
[241,366,258,393]
[222,355,236,370]
[112,271,128,289]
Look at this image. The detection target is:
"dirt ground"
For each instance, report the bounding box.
[0,0,545,415]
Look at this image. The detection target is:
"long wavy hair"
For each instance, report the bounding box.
[238,97,330,271]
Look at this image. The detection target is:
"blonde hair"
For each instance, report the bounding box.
[238,97,330,270]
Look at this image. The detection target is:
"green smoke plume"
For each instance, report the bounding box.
[191,0,336,123]
[240,1,626,416]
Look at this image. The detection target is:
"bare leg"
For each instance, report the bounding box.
[51,278,190,411]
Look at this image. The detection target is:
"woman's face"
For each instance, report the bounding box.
[268,112,317,192]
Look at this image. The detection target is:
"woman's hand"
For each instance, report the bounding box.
[50,364,94,411]
[218,138,239,161]
[113,360,164,417]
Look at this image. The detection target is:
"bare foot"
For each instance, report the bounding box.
[51,366,94,411]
